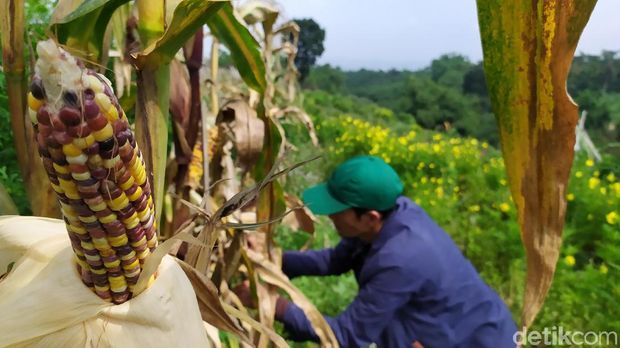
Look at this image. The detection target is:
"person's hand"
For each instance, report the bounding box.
[412,341,424,348]
[232,280,256,309]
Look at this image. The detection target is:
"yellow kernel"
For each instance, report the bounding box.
[81,241,95,251]
[122,258,140,271]
[104,259,121,268]
[83,74,104,93]
[108,275,127,291]
[109,195,129,211]
[120,250,136,261]
[68,224,87,234]
[78,215,98,223]
[76,258,89,270]
[84,253,101,262]
[147,238,157,249]
[66,153,89,165]
[131,235,147,248]
[104,105,119,122]
[93,123,113,142]
[63,143,83,157]
[137,248,150,260]
[136,169,147,185]
[124,216,140,229]
[119,176,135,190]
[51,183,64,194]
[27,92,43,111]
[73,134,95,149]
[94,284,110,292]
[91,267,107,275]
[71,171,91,181]
[53,163,70,174]
[64,189,81,200]
[103,156,120,169]
[128,186,143,202]
[92,237,111,249]
[108,233,128,247]
[99,213,118,224]
[137,207,151,222]
[90,201,108,212]
[95,93,113,112]
[126,267,141,278]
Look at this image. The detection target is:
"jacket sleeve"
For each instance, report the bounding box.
[282,238,357,279]
[278,264,421,347]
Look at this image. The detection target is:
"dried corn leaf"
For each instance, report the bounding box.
[217,99,265,170]
[177,259,250,343]
[245,249,339,347]
[281,193,316,234]
[476,0,597,328]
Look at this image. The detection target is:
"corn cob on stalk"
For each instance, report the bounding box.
[27,39,157,304]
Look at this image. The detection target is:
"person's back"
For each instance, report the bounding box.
[363,196,517,346]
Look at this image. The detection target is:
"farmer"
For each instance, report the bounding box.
[239,155,518,347]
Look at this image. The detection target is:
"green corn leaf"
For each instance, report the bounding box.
[207,2,266,93]
[50,0,130,63]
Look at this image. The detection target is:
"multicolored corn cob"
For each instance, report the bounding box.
[27,39,157,304]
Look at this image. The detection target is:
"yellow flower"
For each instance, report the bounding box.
[432,144,441,153]
[499,203,510,213]
[500,179,507,186]
[588,177,600,189]
[433,134,442,141]
[482,142,489,149]
[575,171,583,178]
[606,211,618,225]
[614,183,620,197]
[566,193,575,201]
[429,163,436,169]
[600,264,609,275]
[606,173,616,183]
[435,187,444,198]
[565,255,576,267]
[469,205,481,213]
[586,159,594,167]
[600,187,607,195]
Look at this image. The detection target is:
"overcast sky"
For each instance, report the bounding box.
[276,0,620,71]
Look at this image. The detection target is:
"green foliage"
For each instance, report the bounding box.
[302,64,344,94]
[0,73,29,214]
[292,18,325,82]
[305,50,620,153]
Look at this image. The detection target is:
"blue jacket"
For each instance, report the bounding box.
[280,196,517,347]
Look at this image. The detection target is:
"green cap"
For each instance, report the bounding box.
[302,155,404,215]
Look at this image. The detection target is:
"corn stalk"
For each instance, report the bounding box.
[1,0,59,217]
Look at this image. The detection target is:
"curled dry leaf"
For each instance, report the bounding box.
[281,193,316,234]
[217,99,265,171]
[245,249,339,348]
